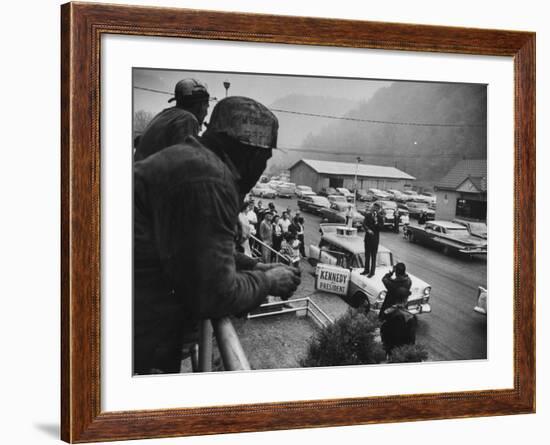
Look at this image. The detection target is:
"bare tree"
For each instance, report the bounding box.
[134,110,154,134]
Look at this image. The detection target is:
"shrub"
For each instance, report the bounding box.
[300,308,386,367]
[387,344,428,363]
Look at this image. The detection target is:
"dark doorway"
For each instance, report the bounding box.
[456,198,487,220]
[329,177,344,188]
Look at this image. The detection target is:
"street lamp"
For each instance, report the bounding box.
[354,156,362,206]
[223,80,231,97]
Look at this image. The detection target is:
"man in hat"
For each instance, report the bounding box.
[134,78,210,161]
[259,212,274,263]
[133,96,300,374]
[361,208,384,277]
[378,262,412,320]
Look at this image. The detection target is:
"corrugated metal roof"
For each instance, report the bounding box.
[435,159,487,191]
[291,159,416,180]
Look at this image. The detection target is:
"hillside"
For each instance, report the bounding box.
[269,82,487,184]
[266,94,359,174]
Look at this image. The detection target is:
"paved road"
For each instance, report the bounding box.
[264,196,487,362]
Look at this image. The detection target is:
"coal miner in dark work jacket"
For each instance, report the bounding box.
[134,78,210,162]
[361,210,384,277]
[133,97,300,374]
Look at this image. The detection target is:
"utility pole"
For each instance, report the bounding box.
[354,156,362,206]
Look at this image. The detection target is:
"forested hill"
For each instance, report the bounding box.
[272,82,487,185]
[266,94,358,174]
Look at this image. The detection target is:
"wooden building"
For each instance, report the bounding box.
[289,159,415,193]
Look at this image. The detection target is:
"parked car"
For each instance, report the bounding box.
[295,185,313,198]
[318,202,365,229]
[327,194,348,205]
[355,189,370,202]
[336,187,354,202]
[417,191,436,205]
[301,190,317,199]
[369,200,399,229]
[401,190,420,201]
[453,219,488,240]
[251,183,277,198]
[366,188,392,201]
[387,189,408,202]
[297,195,331,214]
[405,220,488,256]
[318,187,338,197]
[474,286,487,315]
[308,224,432,315]
[275,182,296,198]
[407,200,436,219]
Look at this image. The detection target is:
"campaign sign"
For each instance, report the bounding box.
[315,263,350,296]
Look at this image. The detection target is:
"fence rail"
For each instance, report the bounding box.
[195,317,251,372]
[248,297,334,329]
[249,234,292,265]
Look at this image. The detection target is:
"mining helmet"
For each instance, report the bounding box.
[168,78,209,105]
[206,96,278,149]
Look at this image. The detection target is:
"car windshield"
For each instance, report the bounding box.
[412,201,428,208]
[330,195,346,202]
[469,222,487,232]
[354,251,393,268]
[446,227,471,239]
[298,186,312,191]
[312,197,330,206]
[379,201,397,208]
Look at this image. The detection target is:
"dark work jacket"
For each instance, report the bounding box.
[379,272,412,320]
[133,136,270,372]
[134,107,199,161]
[380,306,417,352]
[362,212,384,243]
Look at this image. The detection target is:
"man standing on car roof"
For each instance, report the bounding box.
[361,208,384,277]
[133,96,301,374]
[134,78,211,161]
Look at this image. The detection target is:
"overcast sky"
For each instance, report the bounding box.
[133,68,392,117]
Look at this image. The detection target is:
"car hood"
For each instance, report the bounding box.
[351,268,430,301]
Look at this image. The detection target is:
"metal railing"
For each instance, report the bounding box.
[194,317,251,372]
[249,234,292,265]
[248,297,334,329]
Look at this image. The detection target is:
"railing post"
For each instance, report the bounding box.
[198,319,213,372]
[212,317,251,371]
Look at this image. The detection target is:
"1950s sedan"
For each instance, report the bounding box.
[405,220,487,256]
[297,195,331,215]
[319,202,365,229]
[308,224,432,315]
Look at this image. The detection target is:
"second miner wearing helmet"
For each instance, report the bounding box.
[134,78,210,161]
[133,96,301,374]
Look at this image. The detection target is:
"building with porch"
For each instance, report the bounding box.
[434,159,487,221]
[289,159,415,193]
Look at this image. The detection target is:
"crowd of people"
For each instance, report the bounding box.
[237,199,305,267]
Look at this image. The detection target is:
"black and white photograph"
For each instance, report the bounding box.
[132,68,487,376]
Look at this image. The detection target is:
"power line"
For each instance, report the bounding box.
[278,146,462,158]
[134,86,172,95]
[133,85,484,128]
[133,86,218,101]
[269,108,482,128]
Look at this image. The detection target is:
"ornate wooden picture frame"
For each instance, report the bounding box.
[61,2,535,442]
